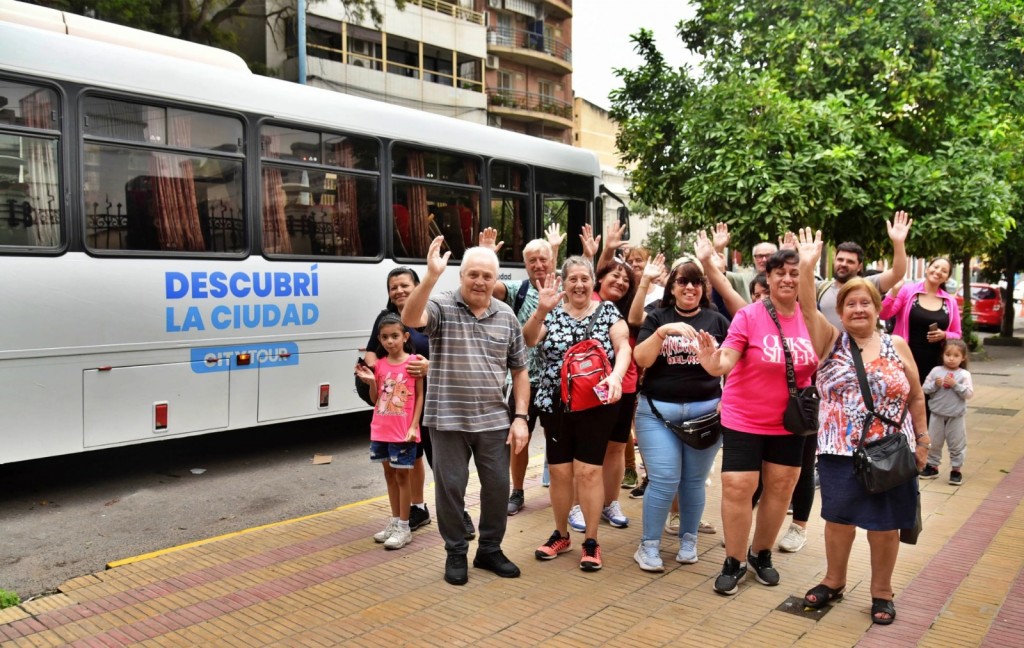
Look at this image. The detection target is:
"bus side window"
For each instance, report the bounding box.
[0,82,61,250]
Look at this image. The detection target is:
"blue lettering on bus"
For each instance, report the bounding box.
[190,342,300,373]
[169,303,320,332]
[164,266,319,299]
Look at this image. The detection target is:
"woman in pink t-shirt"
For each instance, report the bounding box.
[696,248,818,596]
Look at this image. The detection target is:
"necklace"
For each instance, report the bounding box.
[675,305,700,317]
[565,303,595,320]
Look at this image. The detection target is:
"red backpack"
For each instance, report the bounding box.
[560,303,613,412]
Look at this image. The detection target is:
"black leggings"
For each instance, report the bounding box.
[790,435,817,522]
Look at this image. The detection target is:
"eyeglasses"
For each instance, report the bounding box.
[753,253,773,260]
[675,277,703,287]
[611,256,630,266]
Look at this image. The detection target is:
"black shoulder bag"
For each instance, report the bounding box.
[645,395,721,450]
[763,299,820,436]
[849,339,917,494]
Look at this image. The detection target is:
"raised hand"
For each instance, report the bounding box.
[712,222,731,253]
[544,223,565,249]
[887,210,913,244]
[604,222,629,250]
[642,253,666,282]
[536,272,564,314]
[579,224,601,259]
[695,230,725,273]
[778,230,798,251]
[425,235,451,278]
[796,227,822,268]
[478,227,505,254]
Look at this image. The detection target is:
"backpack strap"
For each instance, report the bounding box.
[584,302,606,341]
[512,279,531,317]
[815,279,835,309]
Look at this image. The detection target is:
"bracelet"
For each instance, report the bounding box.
[513,413,529,421]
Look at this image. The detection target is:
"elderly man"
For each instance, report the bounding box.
[403,236,531,586]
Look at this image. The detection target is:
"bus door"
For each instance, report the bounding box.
[535,167,594,264]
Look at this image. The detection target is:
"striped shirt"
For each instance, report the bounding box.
[423,290,527,432]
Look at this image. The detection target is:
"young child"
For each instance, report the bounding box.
[354,313,424,549]
[920,338,973,485]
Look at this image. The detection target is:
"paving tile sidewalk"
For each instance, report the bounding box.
[2,345,1023,647]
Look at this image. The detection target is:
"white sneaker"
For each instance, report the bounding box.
[676,532,698,564]
[601,501,629,528]
[568,504,586,533]
[664,512,680,535]
[374,518,398,543]
[634,540,664,572]
[779,523,807,553]
[384,526,412,550]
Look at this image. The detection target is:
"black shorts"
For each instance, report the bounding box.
[608,391,638,444]
[721,427,806,472]
[540,402,619,466]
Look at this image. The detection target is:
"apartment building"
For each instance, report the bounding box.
[477,0,574,144]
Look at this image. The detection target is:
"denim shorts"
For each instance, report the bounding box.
[369,441,417,469]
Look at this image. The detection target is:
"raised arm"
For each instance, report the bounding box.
[695,230,748,316]
[796,227,839,359]
[545,223,564,262]
[579,224,601,263]
[522,272,562,347]
[596,222,628,271]
[695,330,740,377]
[628,253,664,327]
[402,235,448,329]
[876,211,911,294]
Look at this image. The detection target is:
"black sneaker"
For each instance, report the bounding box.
[473,550,521,578]
[507,489,525,516]
[409,504,431,531]
[713,556,747,595]
[747,547,780,586]
[444,553,468,586]
[629,477,648,499]
[463,510,476,540]
[920,464,939,479]
[949,470,963,485]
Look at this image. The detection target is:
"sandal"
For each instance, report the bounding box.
[803,583,845,609]
[871,598,896,625]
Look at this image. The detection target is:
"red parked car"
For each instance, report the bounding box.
[956,283,1004,331]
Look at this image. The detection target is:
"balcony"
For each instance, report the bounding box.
[410,0,485,25]
[487,26,572,75]
[486,89,573,129]
[543,0,572,19]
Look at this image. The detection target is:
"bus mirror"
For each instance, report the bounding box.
[617,206,630,241]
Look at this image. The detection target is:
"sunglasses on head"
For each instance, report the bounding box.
[675,276,703,287]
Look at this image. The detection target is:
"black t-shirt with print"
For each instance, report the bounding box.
[637,306,729,403]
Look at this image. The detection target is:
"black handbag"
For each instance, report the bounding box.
[900,492,923,545]
[849,340,917,494]
[354,373,374,407]
[645,395,722,450]
[763,299,820,436]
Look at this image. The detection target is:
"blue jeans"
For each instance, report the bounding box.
[635,395,722,542]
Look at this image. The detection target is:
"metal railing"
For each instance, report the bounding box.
[486,89,572,120]
[411,0,485,25]
[487,26,572,64]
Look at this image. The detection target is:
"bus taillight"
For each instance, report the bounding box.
[154,402,168,431]
[319,384,330,409]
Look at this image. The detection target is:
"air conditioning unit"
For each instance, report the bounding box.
[486,55,500,69]
[489,0,503,8]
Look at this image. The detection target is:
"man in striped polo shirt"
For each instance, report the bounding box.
[403,236,531,586]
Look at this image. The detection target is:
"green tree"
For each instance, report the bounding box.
[30,0,403,67]
[611,0,1019,264]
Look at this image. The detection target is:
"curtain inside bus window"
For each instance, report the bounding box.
[0,83,61,248]
[150,114,203,251]
[331,141,362,256]
[406,151,430,257]
[261,166,291,254]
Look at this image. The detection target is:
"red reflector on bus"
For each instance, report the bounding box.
[154,402,168,430]
[319,383,330,408]
[236,353,251,366]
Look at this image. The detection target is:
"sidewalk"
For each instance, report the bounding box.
[2,345,1022,647]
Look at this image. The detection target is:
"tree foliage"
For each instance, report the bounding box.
[611,0,1021,264]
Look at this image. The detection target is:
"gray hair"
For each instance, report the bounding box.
[460,246,499,272]
[560,255,594,281]
[522,238,553,259]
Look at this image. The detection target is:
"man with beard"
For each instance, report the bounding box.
[815,211,912,331]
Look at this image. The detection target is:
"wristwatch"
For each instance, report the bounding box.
[513,413,529,421]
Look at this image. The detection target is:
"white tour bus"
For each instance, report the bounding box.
[0,5,622,464]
